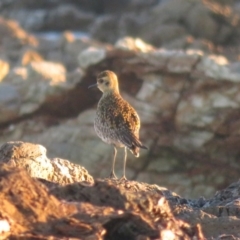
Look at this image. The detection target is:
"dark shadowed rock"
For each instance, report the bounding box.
[0,163,103,239]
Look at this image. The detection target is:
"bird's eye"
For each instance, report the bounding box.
[105,81,109,86]
[99,79,103,84]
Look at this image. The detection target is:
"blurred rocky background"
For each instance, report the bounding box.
[1,0,240,198]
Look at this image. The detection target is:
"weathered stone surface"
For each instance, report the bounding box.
[0,16,38,61]
[1,142,240,238]
[0,161,204,239]
[0,83,21,123]
[202,180,240,218]
[28,60,66,82]
[21,49,44,67]
[0,59,10,81]
[22,60,69,115]
[173,180,240,239]
[78,47,106,69]
[0,62,83,122]
[40,5,94,31]
[60,31,109,70]
[115,37,155,52]
[0,141,93,184]
[196,55,240,82]
[0,163,103,239]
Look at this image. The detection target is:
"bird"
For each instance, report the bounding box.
[88,70,147,180]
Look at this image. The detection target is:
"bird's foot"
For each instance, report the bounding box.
[108,172,118,179]
[119,176,127,181]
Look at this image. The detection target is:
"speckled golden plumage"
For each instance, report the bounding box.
[89,70,147,180]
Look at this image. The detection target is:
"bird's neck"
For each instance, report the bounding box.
[102,89,120,97]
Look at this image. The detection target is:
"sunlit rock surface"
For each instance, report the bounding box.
[0,141,240,239]
[0,141,93,184]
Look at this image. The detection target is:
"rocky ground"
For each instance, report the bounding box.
[0,141,240,239]
[1,0,240,238]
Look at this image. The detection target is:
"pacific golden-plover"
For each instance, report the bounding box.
[89,70,147,180]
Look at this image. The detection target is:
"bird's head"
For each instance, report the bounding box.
[89,70,119,94]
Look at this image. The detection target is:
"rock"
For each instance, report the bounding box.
[21,49,43,65]
[60,31,107,70]
[2,141,240,238]
[5,9,47,32]
[0,83,21,123]
[202,180,240,217]
[45,5,94,31]
[185,2,219,41]
[78,47,106,69]
[0,60,83,123]
[0,141,93,184]
[90,15,119,43]
[115,37,155,52]
[167,50,200,73]
[27,60,66,82]
[196,55,240,82]
[0,149,205,239]
[0,59,10,81]
[142,23,187,47]
[0,16,38,62]
[0,163,102,239]
[174,180,240,238]
[20,61,68,115]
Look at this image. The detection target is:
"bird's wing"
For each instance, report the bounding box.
[117,128,145,149]
[99,94,145,149]
[111,100,143,148]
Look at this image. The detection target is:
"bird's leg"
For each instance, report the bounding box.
[120,147,127,181]
[109,146,117,179]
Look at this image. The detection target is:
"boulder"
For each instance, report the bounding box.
[0,141,93,184]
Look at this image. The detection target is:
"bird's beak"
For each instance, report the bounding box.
[88,83,98,89]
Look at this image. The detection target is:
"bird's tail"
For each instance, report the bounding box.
[122,132,148,157]
[130,142,148,158]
